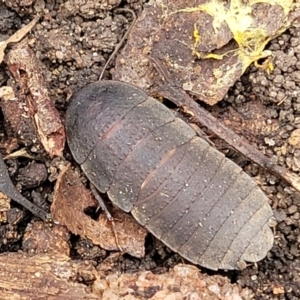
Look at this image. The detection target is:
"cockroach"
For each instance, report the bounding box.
[65,80,274,270]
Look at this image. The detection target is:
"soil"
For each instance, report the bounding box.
[0,1,300,299]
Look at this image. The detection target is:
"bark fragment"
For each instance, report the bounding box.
[4,39,65,157]
[0,252,253,300]
[0,252,100,300]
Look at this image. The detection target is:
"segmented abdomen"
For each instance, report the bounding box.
[66,81,274,270]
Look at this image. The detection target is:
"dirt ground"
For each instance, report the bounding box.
[0,1,300,299]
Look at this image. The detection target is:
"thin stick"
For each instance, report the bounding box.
[0,153,50,221]
[151,58,300,193]
[99,8,137,81]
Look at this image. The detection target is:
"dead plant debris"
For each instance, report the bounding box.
[51,164,147,258]
[0,15,39,64]
[0,251,252,300]
[2,38,65,157]
[1,1,300,299]
[115,0,300,105]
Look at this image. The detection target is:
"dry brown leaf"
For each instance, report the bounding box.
[51,165,147,258]
[4,39,65,157]
[0,15,39,64]
[115,0,300,105]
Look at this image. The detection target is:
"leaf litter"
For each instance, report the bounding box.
[0,1,299,298]
[51,164,147,258]
[115,0,300,105]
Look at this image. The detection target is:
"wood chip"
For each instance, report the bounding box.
[0,252,253,300]
[0,252,100,299]
[4,38,65,157]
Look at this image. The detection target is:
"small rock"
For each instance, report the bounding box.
[287,205,298,215]
[288,129,300,148]
[17,162,48,189]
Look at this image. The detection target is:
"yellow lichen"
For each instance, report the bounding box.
[173,0,297,73]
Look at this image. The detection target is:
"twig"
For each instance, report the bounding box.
[151,58,300,193]
[99,8,137,81]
